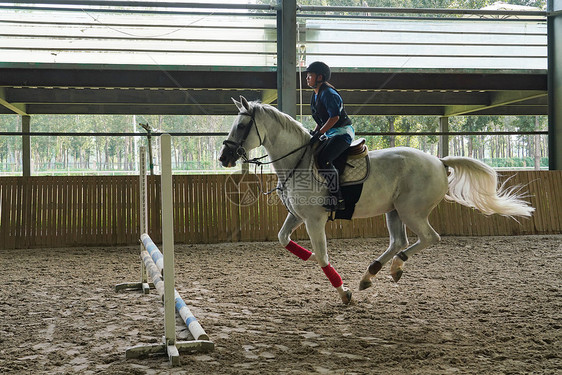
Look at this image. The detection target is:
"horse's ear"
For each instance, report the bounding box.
[240,96,251,112]
[232,97,243,112]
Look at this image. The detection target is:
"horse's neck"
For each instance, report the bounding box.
[263,132,311,177]
[260,115,311,178]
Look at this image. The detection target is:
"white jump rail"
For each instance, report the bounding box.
[115,134,214,366]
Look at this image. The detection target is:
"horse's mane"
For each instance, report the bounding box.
[247,101,310,139]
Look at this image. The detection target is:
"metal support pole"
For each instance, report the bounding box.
[160,134,176,356]
[439,117,449,158]
[548,0,562,170]
[21,115,30,176]
[147,132,154,175]
[277,0,297,118]
[139,146,150,293]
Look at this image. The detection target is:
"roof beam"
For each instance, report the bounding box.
[3,87,269,105]
[0,68,277,89]
[0,88,27,115]
[444,90,547,116]
[338,90,489,107]
[332,72,547,91]
[21,104,240,115]
[6,87,491,107]
[0,67,548,116]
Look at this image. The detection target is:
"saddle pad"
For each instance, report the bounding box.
[313,154,370,187]
[340,154,370,186]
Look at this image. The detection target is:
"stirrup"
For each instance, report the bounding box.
[322,195,345,212]
[334,198,346,211]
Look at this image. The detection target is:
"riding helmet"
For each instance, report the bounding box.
[305,61,331,82]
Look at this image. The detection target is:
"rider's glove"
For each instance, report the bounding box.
[310,131,322,145]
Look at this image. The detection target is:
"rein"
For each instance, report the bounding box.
[260,143,310,195]
[244,123,311,195]
[244,143,309,167]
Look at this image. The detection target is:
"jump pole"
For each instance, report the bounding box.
[117,134,214,366]
[138,233,210,341]
[115,146,151,293]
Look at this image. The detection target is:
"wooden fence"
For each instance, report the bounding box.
[0,171,560,249]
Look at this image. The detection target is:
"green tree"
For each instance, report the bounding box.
[0,116,20,172]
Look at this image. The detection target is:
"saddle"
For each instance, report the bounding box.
[334,138,367,178]
[315,138,370,186]
[347,138,368,158]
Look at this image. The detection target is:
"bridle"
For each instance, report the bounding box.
[221,111,262,164]
[221,109,312,194]
[222,110,309,167]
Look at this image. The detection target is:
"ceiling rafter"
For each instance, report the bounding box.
[0,66,548,116]
[444,90,547,116]
[0,88,27,115]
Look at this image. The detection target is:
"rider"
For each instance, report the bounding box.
[305,61,354,211]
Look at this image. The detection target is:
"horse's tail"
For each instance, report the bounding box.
[440,156,534,218]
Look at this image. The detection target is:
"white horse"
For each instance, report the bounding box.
[219,96,534,305]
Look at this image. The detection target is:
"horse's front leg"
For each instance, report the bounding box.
[278,212,317,262]
[305,218,352,305]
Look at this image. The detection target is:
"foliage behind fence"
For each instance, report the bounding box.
[0,171,560,249]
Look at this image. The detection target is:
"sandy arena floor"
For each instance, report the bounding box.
[1,235,561,374]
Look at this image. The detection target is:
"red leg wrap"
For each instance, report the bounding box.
[285,240,312,261]
[322,263,343,288]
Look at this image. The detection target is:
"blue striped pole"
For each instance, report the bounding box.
[141,233,164,275]
[141,233,209,341]
[141,250,165,299]
[174,290,209,341]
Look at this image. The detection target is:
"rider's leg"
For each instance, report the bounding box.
[316,135,351,210]
[317,164,344,208]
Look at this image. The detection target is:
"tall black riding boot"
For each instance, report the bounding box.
[316,139,349,212]
[321,172,345,212]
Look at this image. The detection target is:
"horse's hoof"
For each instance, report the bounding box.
[359,280,372,291]
[341,289,352,305]
[392,269,403,282]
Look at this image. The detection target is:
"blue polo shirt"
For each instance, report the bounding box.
[313,87,355,140]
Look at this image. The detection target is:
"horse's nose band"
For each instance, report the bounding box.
[221,113,261,163]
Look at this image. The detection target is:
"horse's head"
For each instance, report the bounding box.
[219,96,263,168]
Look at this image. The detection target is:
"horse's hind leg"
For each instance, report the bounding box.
[359,210,408,290]
[390,215,440,282]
